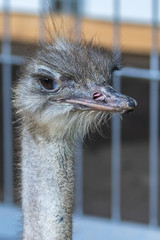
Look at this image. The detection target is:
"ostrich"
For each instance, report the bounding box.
[13,35,136,240]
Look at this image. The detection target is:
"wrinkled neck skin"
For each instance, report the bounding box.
[22,124,75,240]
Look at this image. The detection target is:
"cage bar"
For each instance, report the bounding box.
[0,54,22,65]
[61,0,72,13]
[115,67,160,80]
[73,0,83,216]
[38,0,47,43]
[149,0,159,227]
[74,0,82,40]
[111,0,121,221]
[2,0,13,204]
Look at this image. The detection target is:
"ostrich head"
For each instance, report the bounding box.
[14,38,137,140]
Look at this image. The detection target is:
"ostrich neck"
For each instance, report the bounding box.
[22,127,75,240]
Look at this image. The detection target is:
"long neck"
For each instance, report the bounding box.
[21,127,74,240]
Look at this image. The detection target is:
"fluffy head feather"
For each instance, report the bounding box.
[13,35,135,142]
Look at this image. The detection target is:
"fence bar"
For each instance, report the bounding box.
[74,0,83,40]
[51,0,56,11]
[115,67,160,81]
[74,0,83,216]
[74,141,83,215]
[0,54,23,65]
[111,0,121,221]
[149,0,159,227]
[2,0,13,204]
[111,77,121,221]
[62,0,71,13]
[1,54,159,81]
[38,0,47,43]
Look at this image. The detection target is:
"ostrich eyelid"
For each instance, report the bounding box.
[37,67,61,80]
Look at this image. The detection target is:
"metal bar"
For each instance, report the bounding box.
[51,0,57,11]
[1,52,159,81]
[111,76,121,221]
[112,0,120,48]
[149,0,159,227]
[74,0,82,40]
[2,0,13,204]
[74,141,83,215]
[1,53,160,81]
[111,0,121,221]
[115,67,160,81]
[62,0,71,13]
[74,0,83,216]
[38,0,46,43]
[0,54,23,65]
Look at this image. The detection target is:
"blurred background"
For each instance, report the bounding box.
[0,0,160,239]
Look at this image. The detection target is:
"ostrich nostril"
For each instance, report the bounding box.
[93,92,101,99]
[93,92,105,101]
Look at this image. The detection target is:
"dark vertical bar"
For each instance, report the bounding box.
[74,0,82,40]
[38,0,46,43]
[62,0,71,13]
[52,0,56,10]
[2,0,13,204]
[74,0,83,216]
[74,141,83,215]
[149,0,159,227]
[111,0,121,221]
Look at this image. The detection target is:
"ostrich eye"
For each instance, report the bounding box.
[40,77,57,91]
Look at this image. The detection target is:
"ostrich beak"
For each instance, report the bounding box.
[65,86,137,113]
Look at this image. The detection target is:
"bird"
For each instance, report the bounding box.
[13,33,137,239]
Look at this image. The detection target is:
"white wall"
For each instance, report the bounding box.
[83,0,160,24]
[120,0,152,23]
[0,0,40,13]
[0,0,159,24]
